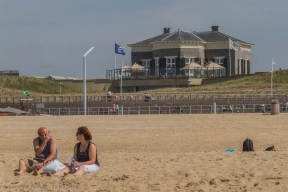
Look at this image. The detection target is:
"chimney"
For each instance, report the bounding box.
[211,26,219,32]
[163,28,171,34]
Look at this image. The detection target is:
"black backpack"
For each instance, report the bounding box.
[265,146,275,151]
[242,138,254,152]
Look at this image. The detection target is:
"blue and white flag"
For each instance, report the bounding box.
[229,38,241,51]
[115,43,125,55]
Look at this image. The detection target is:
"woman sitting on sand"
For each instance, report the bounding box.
[48,126,100,176]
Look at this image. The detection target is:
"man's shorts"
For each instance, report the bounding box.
[23,158,44,173]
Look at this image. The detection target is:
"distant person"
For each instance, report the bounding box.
[261,104,265,113]
[129,94,134,102]
[113,104,118,113]
[114,93,118,100]
[14,127,58,176]
[19,101,25,111]
[107,91,112,101]
[283,100,287,111]
[144,92,150,98]
[48,126,100,176]
[144,92,150,102]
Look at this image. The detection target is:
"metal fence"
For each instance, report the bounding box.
[37,104,288,116]
[106,67,226,80]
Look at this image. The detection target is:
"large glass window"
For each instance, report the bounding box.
[185,58,194,64]
[244,60,248,74]
[238,59,242,75]
[215,58,224,64]
[155,58,159,75]
[166,58,176,74]
[142,60,150,76]
[142,60,150,68]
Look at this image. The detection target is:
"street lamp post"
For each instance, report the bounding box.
[83,47,94,115]
[120,70,122,96]
[271,58,275,97]
[120,63,124,96]
[59,83,63,95]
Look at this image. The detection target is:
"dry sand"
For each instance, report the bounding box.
[0,114,288,192]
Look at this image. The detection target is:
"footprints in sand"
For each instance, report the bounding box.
[112,174,129,181]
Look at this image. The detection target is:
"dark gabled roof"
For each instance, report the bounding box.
[162,30,203,41]
[194,31,250,44]
[132,33,171,45]
[130,30,203,45]
[130,29,253,46]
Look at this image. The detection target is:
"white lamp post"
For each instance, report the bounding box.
[120,63,124,96]
[270,58,275,97]
[59,83,63,95]
[83,47,94,115]
[120,71,122,96]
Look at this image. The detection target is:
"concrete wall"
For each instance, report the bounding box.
[113,78,202,87]
[180,48,205,60]
[201,74,255,85]
[55,79,116,93]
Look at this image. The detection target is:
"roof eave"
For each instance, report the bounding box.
[150,40,206,45]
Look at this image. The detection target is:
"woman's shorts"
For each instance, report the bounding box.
[71,164,100,174]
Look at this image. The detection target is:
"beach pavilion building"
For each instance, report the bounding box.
[106,26,254,92]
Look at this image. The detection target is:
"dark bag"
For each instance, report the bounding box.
[242,138,254,152]
[265,146,275,151]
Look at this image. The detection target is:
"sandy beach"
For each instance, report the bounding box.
[0,114,288,191]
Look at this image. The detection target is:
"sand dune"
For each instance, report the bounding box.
[0,114,288,191]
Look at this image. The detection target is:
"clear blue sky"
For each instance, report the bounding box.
[1,0,287,78]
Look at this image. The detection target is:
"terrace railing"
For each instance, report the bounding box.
[1,92,288,108]
[37,104,288,116]
[106,67,226,80]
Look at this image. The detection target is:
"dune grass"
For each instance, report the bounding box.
[0,70,288,97]
[149,70,288,94]
[0,76,86,97]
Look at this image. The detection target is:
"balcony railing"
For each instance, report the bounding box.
[106,67,226,80]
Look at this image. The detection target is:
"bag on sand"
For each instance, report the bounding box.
[265,146,275,151]
[43,159,66,174]
[242,138,254,152]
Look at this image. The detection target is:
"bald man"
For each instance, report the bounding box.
[14,127,57,176]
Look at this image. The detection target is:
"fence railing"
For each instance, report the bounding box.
[1,92,288,104]
[106,67,226,80]
[37,104,288,116]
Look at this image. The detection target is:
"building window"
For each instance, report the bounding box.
[166,58,176,74]
[238,59,242,75]
[185,58,194,64]
[142,60,150,76]
[155,58,159,75]
[214,58,224,64]
[142,60,150,68]
[244,60,248,74]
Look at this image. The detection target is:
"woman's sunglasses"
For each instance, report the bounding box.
[76,132,82,136]
[38,131,50,136]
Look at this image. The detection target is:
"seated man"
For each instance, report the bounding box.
[14,127,57,176]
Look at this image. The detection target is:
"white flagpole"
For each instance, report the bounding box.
[115,54,116,70]
[120,63,123,96]
[114,41,117,70]
[229,38,232,76]
[271,58,275,97]
[83,46,94,115]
